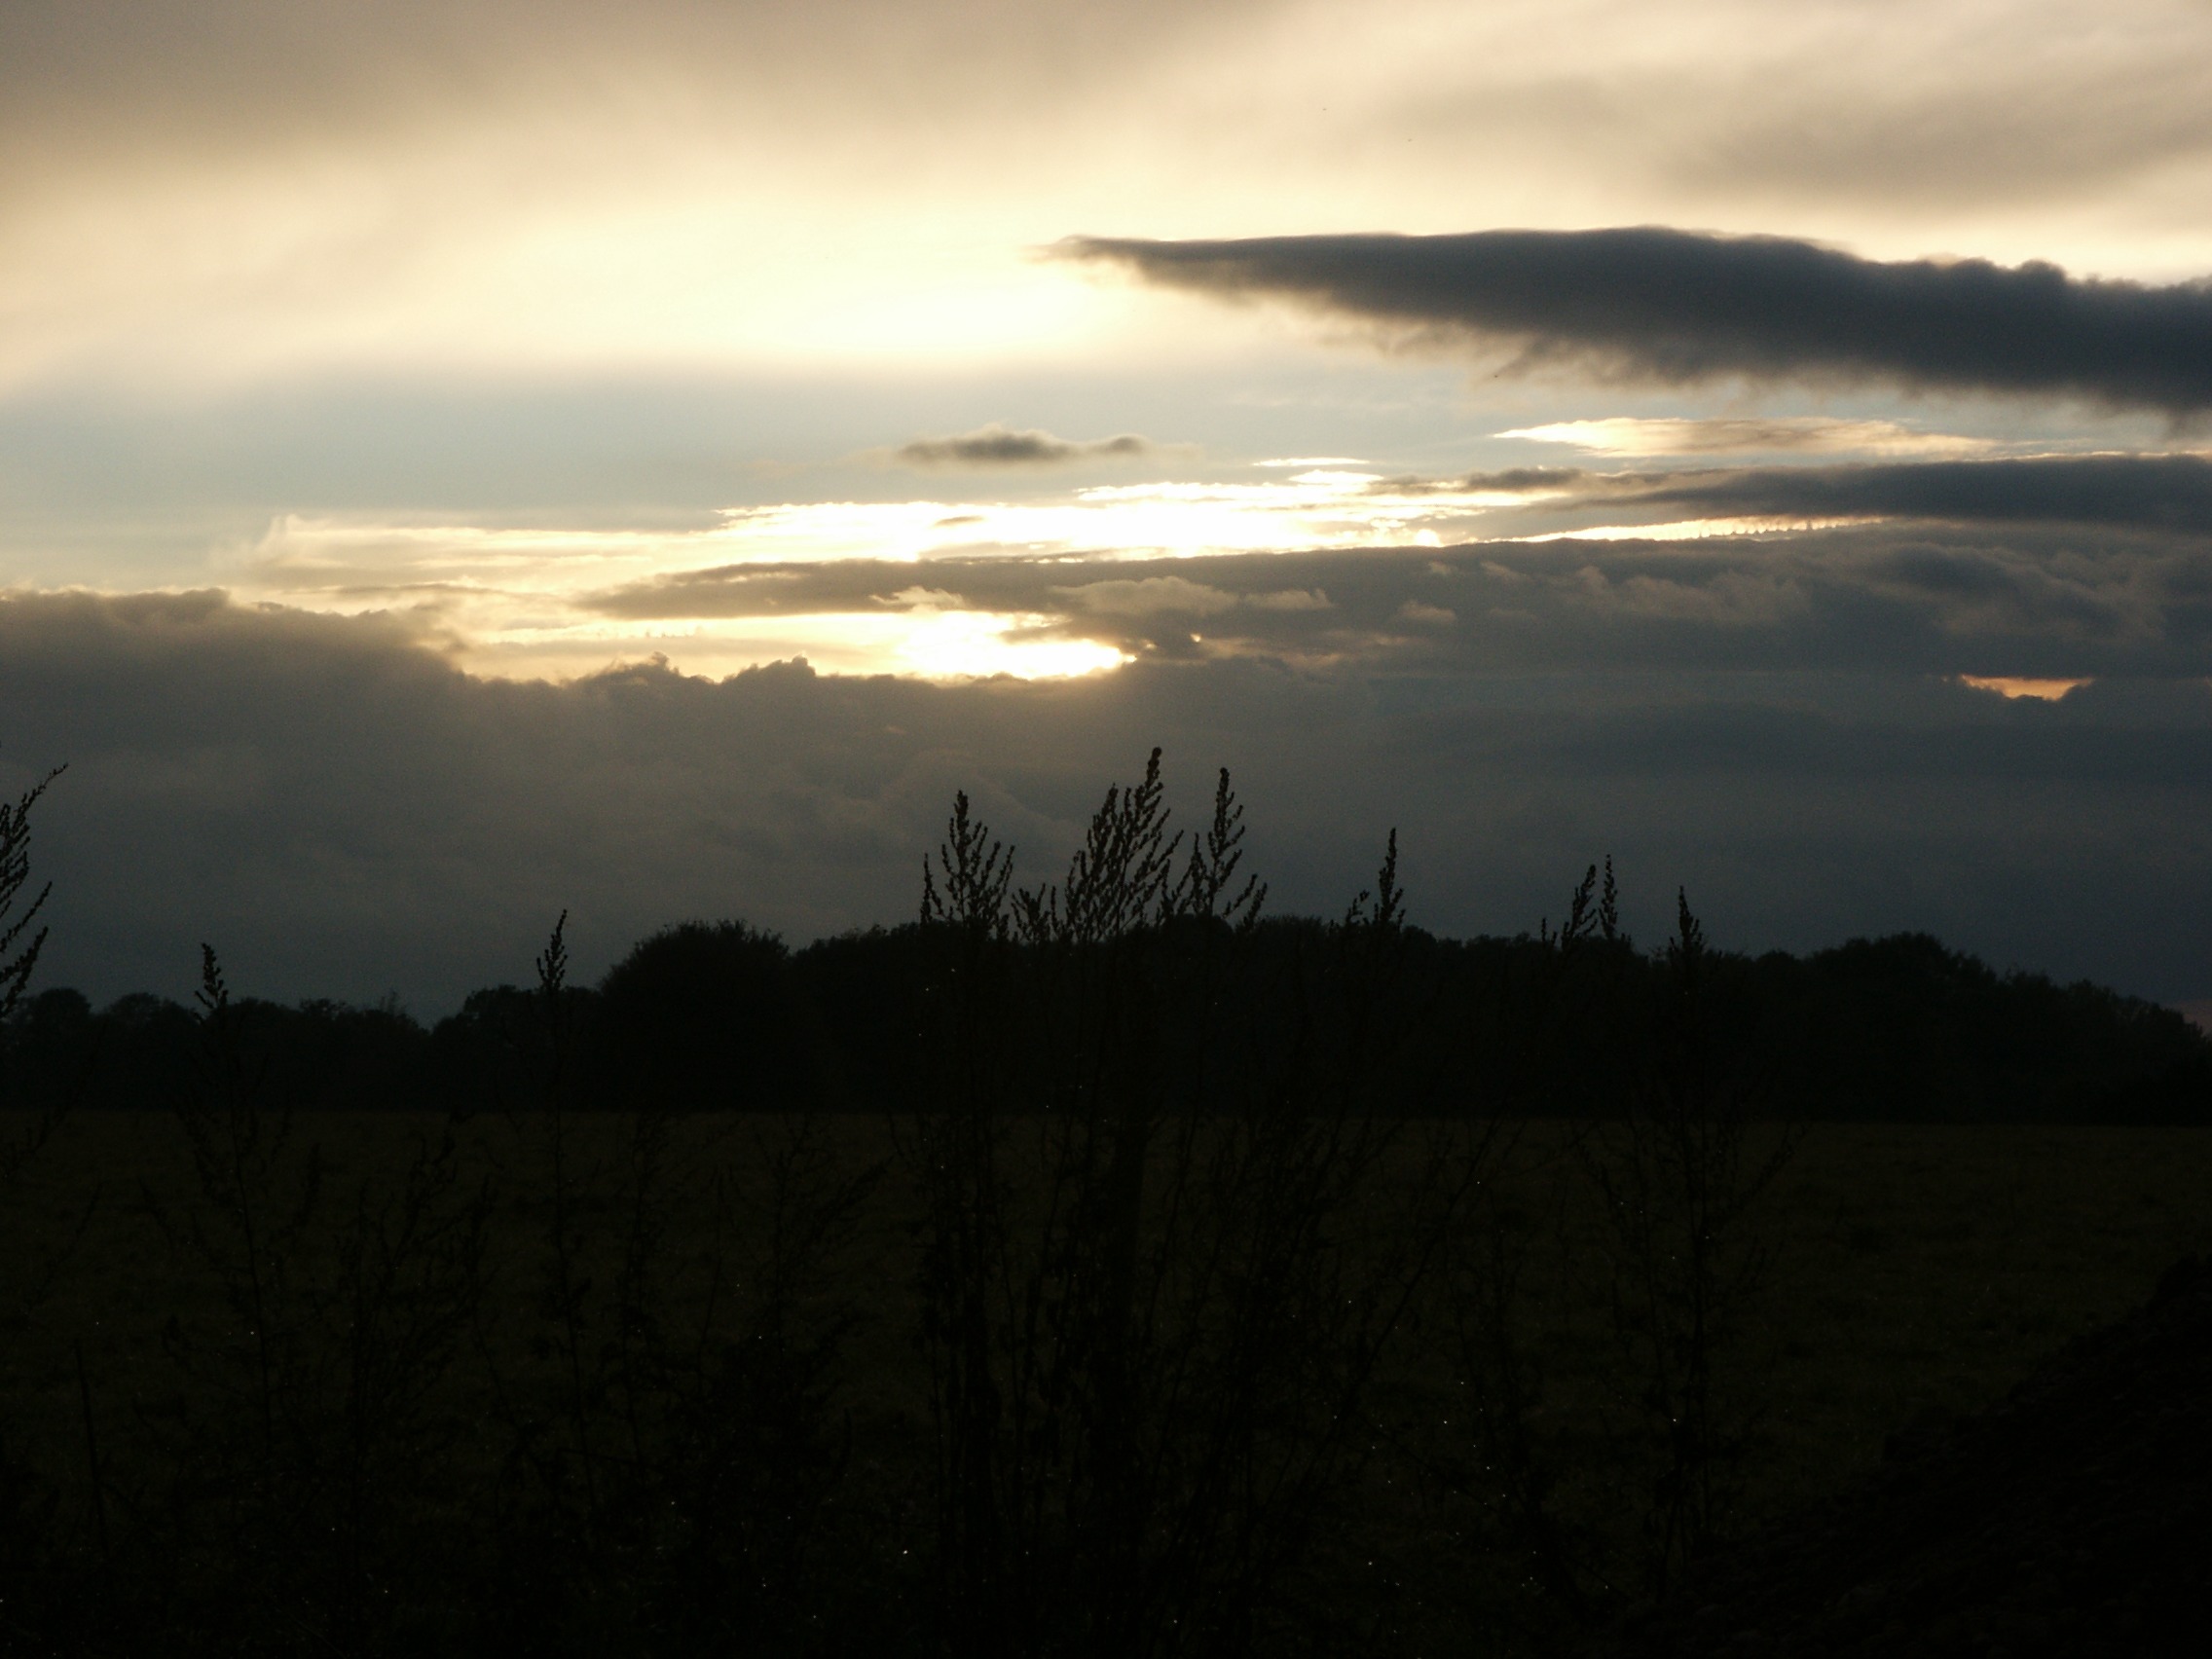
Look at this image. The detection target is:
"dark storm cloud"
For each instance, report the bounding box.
[1447,467,1592,494]
[6,590,2210,1014]
[1518,453,2212,535]
[1643,454,2212,532]
[893,424,1153,468]
[1065,229,2212,414]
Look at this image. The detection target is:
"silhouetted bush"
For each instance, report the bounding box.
[588,921,809,1112]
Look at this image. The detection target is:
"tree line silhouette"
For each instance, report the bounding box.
[10,909,2206,1131]
[0,750,2205,1655]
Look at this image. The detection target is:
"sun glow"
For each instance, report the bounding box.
[449,608,1130,683]
[894,608,1128,679]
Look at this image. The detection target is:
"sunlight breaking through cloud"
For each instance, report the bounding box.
[1521,516,1867,542]
[219,452,2159,682]
[1958,674,2094,701]
[1500,417,1997,458]
[229,467,1555,679]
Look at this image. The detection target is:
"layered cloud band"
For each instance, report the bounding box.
[1066,229,2212,413]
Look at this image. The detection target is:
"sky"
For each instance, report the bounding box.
[5,0,2212,1013]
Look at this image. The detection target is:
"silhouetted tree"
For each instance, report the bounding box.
[590,921,806,1111]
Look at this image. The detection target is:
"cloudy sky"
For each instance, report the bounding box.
[5,0,2212,1013]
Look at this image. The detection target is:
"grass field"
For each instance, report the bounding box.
[6,1113,2206,1500]
[1722,1123,2212,1507]
[0,1109,2205,1649]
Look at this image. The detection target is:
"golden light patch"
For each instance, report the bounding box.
[1957,675,2092,701]
[1499,418,1994,458]
[1523,516,1864,542]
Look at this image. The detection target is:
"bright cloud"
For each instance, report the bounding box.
[230,465,1825,677]
[220,449,2212,680]
[1500,418,1997,458]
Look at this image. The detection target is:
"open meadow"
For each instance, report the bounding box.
[0,1106,2204,1652]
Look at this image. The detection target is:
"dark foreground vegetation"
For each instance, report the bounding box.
[0,753,2207,1655]
[1595,1253,2212,1659]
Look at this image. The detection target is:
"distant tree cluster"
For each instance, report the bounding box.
[8,917,2206,1129]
